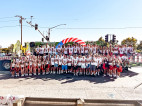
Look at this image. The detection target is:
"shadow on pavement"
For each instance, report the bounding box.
[0,68,139,84]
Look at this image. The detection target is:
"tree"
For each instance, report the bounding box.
[137,41,142,51]
[1,48,10,54]
[97,37,108,46]
[8,44,14,53]
[121,37,137,49]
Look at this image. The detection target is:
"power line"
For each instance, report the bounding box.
[38,26,142,29]
[0,17,14,19]
[0,25,30,28]
[0,20,18,22]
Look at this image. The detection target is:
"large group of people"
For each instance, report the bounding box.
[10,43,134,78]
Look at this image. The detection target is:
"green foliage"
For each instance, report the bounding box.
[121,37,137,49]
[137,41,142,50]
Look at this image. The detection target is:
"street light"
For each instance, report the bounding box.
[48,24,66,42]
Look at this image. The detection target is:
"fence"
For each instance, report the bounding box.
[12,97,142,106]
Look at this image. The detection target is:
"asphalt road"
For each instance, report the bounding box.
[0,67,142,100]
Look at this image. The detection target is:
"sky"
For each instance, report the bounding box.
[0,0,142,48]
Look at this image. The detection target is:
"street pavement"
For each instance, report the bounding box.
[0,67,142,100]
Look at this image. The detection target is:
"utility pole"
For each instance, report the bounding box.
[15,15,26,45]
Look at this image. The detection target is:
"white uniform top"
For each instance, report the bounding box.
[51,58,54,65]
[49,48,52,54]
[81,47,84,53]
[57,47,62,53]
[86,57,91,65]
[123,47,128,54]
[58,57,62,65]
[85,47,88,53]
[90,47,93,53]
[77,47,80,53]
[39,48,44,54]
[53,48,56,54]
[68,58,72,66]
[98,58,102,66]
[74,47,78,53]
[63,58,67,65]
[119,48,124,54]
[69,47,73,54]
[91,57,98,66]
[93,47,97,54]
[44,48,48,53]
[78,58,82,66]
[81,58,86,66]
[36,48,40,53]
[12,63,15,67]
[64,48,68,54]
[73,58,78,66]
[113,47,118,53]
[129,47,133,53]
[55,57,58,64]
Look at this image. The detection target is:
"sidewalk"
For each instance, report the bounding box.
[0,67,142,100]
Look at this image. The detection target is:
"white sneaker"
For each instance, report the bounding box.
[29,74,32,76]
[104,74,106,76]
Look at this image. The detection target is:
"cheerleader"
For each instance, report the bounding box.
[58,54,63,74]
[33,60,37,75]
[112,58,117,77]
[86,55,91,75]
[73,55,78,76]
[69,45,73,55]
[116,60,122,77]
[20,61,25,77]
[15,61,20,77]
[81,56,86,75]
[50,55,55,74]
[119,45,124,57]
[10,59,16,77]
[67,56,72,73]
[29,60,33,76]
[64,45,68,55]
[77,55,82,75]
[102,57,107,76]
[97,55,102,76]
[24,59,29,76]
[93,45,97,55]
[80,45,84,56]
[37,60,41,75]
[54,55,59,74]
[45,56,50,74]
[62,55,68,73]
[108,57,113,77]
[41,57,45,75]
[84,45,89,56]
[74,45,78,55]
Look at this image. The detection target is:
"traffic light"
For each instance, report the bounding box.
[46,36,49,41]
[42,38,44,42]
[112,35,116,42]
[35,24,38,30]
[105,34,108,42]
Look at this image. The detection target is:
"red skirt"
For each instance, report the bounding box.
[117,66,122,72]
[113,65,117,69]
[103,63,106,69]
[109,65,113,70]
[120,54,123,57]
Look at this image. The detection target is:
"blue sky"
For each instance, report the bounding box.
[0,0,142,47]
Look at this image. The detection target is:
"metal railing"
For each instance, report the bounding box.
[13,97,142,106]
